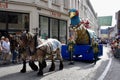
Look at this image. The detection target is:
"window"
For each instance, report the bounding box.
[39,16,48,39]
[52,0,57,4]
[0,11,6,30]
[60,20,67,43]
[63,0,69,8]
[0,0,8,2]
[40,0,48,1]
[39,15,67,42]
[50,18,58,39]
[0,11,29,33]
[8,13,18,24]
[8,13,29,31]
[0,11,6,23]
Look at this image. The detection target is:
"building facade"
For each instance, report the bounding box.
[116,10,120,34]
[0,0,98,43]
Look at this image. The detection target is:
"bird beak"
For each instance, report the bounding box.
[69,12,76,18]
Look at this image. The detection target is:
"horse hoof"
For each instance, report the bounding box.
[20,69,26,73]
[42,62,47,68]
[59,67,63,70]
[59,61,63,70]
[59,65,63,70]
[34,67,38,71]
[49,68,55,72]
[31,65,38,71]
[29,61,38,71]
[37,72,43,76]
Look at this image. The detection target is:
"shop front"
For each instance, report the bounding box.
[0,1,69,43]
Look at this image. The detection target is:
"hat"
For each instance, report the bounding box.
[1,36,5,39]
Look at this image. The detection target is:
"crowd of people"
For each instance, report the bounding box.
[0,35,21,65]
[110,38,120,58]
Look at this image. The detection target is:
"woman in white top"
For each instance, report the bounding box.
[1,37,11,64]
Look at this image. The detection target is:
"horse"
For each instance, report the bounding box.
[17,32,63,76]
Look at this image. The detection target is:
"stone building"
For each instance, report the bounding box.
[0,0,98,43]
[116,10,120,34]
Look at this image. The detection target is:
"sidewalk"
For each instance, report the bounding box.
[104,49,120,80]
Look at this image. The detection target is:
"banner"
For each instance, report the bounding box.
[98,16,112,26]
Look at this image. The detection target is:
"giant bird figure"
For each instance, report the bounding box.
[69,9,91,45]
[69,9,81,27]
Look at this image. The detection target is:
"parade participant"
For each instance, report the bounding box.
[91,38,99,64]
[67,36,75,64]
[88,38,99,64]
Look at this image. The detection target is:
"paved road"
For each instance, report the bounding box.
[0,46,112,80]
[103,50,120,80]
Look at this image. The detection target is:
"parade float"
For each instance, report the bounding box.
[61,9,103,61]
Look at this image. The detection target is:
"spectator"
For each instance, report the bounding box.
[0,39,2,62]
[0,40,2,52]
[6,38,11,62]
[0,32,2,39]
[117,39,120,49]
[0,36,5,63]
[9,34,18,63]
[1,37,11,64]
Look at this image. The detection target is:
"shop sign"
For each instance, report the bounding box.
[51,11,61,17]
[0,2,8,8]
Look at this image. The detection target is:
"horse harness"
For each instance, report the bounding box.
[39,42,53,55]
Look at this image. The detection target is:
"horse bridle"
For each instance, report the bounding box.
[17,33,34,54]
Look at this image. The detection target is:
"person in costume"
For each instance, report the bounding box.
[90,38,99,64]
[67,36,75,64]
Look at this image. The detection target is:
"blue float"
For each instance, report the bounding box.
[61,44,103,61]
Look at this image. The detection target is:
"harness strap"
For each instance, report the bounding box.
[47,43,52,53]
[38,43,53,55]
